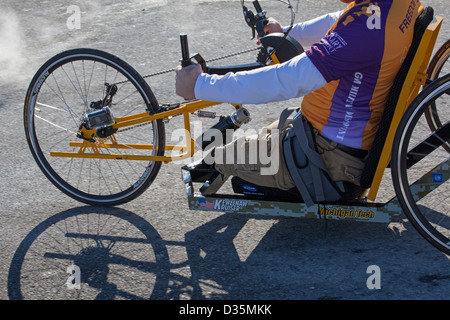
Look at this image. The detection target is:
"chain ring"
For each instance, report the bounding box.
[256,46,271,65]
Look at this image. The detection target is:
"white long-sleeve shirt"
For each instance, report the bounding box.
[194,11,343,104]
[283,10,343,47]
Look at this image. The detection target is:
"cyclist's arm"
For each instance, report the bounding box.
[194,52,326,105]
[283,10,343,47]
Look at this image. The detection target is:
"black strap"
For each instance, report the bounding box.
[280,108,348,206]
[283,136,315,207]
[291,113,329,172]
[277,107,298,131]
[291,114,328,203]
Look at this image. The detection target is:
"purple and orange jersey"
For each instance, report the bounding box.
[302,0,423,150]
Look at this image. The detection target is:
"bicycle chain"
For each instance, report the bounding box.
[117,119,154,133]
[115,46,261,85]
[115,46,262,133]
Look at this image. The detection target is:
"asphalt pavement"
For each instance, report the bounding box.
[0,0,449,301]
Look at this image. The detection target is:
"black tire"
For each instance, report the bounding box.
[24,48,165,206]
[425,39,450,152]
[392,73,450,255]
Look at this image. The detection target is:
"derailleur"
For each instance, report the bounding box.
[90,82,117,110]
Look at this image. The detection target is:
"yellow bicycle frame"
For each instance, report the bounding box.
[50,100,239,163]
[49,47,282,164]
[366,15,443,201]
[50,15,443,204]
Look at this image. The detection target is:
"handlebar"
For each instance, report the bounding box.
[180,33,191,67]
[179,0,297,69]
[253,0,263,13]
[242,0,268,39]
[179,34,206,71]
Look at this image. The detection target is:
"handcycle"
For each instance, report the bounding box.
[23,1,449,255]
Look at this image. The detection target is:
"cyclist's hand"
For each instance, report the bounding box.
[264,17,283,34]
[175,63,203,100]
[256,17,283,45]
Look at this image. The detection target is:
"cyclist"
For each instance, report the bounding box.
[175,0,424,204]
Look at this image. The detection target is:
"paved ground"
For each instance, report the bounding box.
[0,0,449,301]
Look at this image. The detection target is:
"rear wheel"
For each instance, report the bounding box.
[427,39,450,80]
[24,48,165,206]
[425,39,450,152]
[392,73,450,255]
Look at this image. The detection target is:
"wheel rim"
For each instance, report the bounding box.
[425,42,450,151]
[26,51,162,204]
[394,78,450,253]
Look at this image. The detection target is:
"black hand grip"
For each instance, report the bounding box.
[253,0,263,13]
[180,33,191,67]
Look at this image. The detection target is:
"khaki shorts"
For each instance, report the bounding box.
[214,120,366,190]
[314,131,366,185]
[215,120,295,190]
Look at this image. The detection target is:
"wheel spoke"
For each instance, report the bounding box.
[392,74,450,255]
[24,49,164,205]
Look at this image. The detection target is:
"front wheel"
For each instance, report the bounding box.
[391,73,450,255]
[24,48,165,206]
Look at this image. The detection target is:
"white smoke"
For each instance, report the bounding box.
[0,9,26,85]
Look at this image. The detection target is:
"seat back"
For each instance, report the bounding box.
[359,7,443,201]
